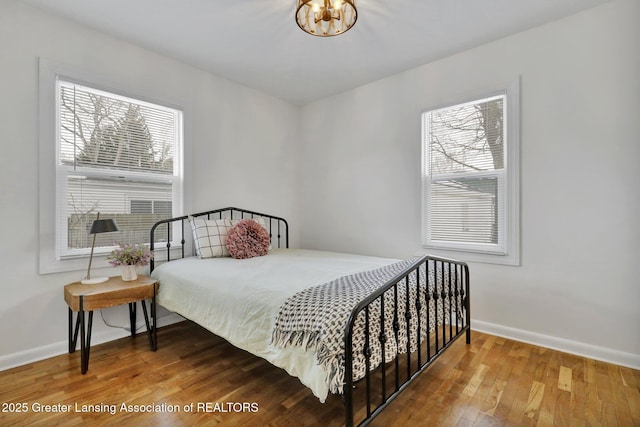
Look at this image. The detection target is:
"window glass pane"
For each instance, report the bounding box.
[428,96,504,175]
[131,200,152,214]
[153,201,172,215]
[430,177,498,244]
[66,175,173,250]
[59,82,176,175]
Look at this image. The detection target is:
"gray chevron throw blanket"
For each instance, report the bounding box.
[271,257,442,395]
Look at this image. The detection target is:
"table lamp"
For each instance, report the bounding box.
[81,213,119,284]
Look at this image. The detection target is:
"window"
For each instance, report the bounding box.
[55,79,183,260]
[130,200,173,215]
[422,83,519,265]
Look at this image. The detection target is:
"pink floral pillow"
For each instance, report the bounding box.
[226,219,271,259]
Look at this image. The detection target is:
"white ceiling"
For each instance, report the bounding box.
[23,0,609,105]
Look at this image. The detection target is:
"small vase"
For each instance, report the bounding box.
[120,265,138,281]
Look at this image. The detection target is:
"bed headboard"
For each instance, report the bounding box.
[149,207,289,272]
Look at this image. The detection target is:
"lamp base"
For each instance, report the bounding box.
[81,277,109,285]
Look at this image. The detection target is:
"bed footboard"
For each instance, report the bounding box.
[343,255,470,427]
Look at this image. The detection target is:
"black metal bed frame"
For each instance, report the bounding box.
[149,207,470,427]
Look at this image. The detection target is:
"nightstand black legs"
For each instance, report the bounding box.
[140,294,158,351]
[68,295,157,374]
[68,296,93,374]
[128,302,137,337]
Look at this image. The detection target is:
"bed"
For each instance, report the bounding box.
[149,207,470,426]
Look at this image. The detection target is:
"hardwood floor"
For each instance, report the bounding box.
[1,321,638,426]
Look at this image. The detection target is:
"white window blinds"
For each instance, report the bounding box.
[56,80,183,258]
[422,94,507,254]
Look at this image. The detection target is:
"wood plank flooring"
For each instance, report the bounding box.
[1,321,638,426]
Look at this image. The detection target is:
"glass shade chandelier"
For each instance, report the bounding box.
[296,0,358,37]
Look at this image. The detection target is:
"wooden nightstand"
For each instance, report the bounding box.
[64,275,158,374]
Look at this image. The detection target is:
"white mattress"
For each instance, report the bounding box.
[150,248,397,402]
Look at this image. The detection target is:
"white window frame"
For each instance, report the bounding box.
[39,59,188,274]
[421,79,520,266]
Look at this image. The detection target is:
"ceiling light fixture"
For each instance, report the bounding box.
[296,0,358,37]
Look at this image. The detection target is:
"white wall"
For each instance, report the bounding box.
[0,0,300,368]
[299,0,640,367]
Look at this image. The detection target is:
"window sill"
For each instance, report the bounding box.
[418,246,520,266]
[39,250,113,275]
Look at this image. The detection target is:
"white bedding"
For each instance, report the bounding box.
[150,248,398,402]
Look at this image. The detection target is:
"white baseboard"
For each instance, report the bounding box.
[472,319,640,370]
[0,313,184,373]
